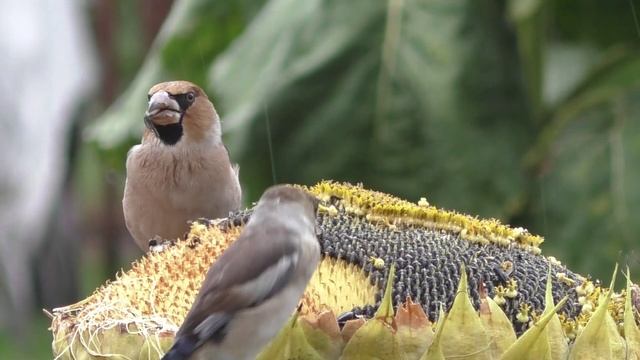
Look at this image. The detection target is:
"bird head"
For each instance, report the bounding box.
[258,185,320,223]
[144,81,220,145]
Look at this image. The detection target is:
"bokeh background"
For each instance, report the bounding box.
[1,0,639,357]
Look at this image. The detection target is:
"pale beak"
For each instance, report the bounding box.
[145,91,181,128]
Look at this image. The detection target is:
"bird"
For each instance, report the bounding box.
[123,80,241,250]
[161,185,321,360]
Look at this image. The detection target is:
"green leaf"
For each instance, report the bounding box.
[211,0,531,212]
[526,48,640,167]
[525,50,640,279]
[508,0,546,119]
[88,0,265,152]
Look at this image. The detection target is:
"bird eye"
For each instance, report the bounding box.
[186,92,195,103]
[147,94,152,101]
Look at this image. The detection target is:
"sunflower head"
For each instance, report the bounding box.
[50,181,639,359]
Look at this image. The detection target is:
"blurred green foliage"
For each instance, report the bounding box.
[0,317,52,359]
[90,0,640,282]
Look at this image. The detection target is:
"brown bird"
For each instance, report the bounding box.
[162,185,320,360]
[123,81,241,250]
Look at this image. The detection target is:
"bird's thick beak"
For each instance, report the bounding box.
[144,91,181,129]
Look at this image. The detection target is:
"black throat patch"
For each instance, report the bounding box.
[154,122,183,145]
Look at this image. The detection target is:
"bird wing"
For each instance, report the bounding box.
[178,223,299,336]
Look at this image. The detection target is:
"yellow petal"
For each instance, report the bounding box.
[479,296,516,357]
[257,312,324,360]
[52,324,173,360]
[299,311,344,359]
[624,268,640,360]
[440,266,491,360]
[501,296,568,360]
[395,298,433,359]
[340,319,402,360]
[539,266,569,359]
[569,264,625,360]
[420,306,445,360]
[374,266,396,321]
[341,266,401,360]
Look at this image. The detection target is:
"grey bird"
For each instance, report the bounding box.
[123,81,241,250]
[161,185,320,360]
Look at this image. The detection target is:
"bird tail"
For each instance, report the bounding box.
[161,336,197,360]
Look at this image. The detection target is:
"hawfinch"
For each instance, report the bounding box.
[162,185,320,360]
[123,81,241,250]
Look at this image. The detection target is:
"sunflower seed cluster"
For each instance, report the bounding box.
[210,197,583,334]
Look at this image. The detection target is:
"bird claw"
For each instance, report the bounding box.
[148,236,173,253]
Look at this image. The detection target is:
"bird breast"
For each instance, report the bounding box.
[124,141,241,247]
